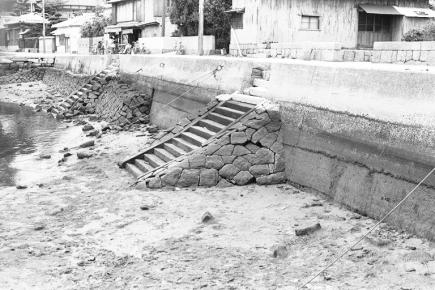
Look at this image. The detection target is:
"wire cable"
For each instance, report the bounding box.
[299,167,435,289]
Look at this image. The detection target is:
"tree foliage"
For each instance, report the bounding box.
[81,13,110,38]
[169,0,232,50]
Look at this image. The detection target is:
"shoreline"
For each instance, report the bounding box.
[0,83,435,289]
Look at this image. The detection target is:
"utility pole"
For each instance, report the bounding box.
[161,0,166,37]
[198,0,204,55]
[42,0,46,53]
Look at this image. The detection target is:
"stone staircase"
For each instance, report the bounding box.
[120,99,256,179]
[51,58,119,117]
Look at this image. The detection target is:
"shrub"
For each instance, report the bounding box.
[402,29,425,41]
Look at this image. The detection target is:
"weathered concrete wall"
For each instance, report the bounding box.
[281,103,435,240]
[54,55,113,75]
[118,55,261,128]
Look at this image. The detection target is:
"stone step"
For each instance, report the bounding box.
[171,138,198,153]
[163,143,186,157]
[144,153,165,168]
[154,148,176,163]
[125,163,144,178]
[222,100,255,113]
[214,106,245,119]
[65,98,75,105]
[135,159,153,173]
[198,119,225,133]
[60,102,70,109]
[189,126,215,139]
[207,112,235,126]
[180,132,206,147]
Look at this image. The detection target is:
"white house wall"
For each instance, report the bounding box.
[231,0,429,48]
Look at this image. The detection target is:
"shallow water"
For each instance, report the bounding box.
[0,102,62,186]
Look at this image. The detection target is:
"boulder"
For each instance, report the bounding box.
[219,164,240,180]
[177,169,200,187]
[253,148,275,165]
[199,169,219,187]
[161,167,183,186]
[233,145,251,156]
[214,144,234,156]
[147,177,162,189]
[256,172,286,185]
[233,157,251,171]
[189,154,206,169]
[233,171,254,186]
[249,164,271,177]
[230,132,248,145]
[251,127,268,144]
[205,156,224,170]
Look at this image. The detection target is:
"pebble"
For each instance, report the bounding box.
[295,223,322,236]
[16,185,28,190]
[79,140,95,148]
[39,154,51,159]
[201,211,214,223]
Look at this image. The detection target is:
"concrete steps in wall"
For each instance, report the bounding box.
[121,99,256,179]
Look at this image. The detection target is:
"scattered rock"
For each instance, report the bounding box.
[79,140,95,148]
[365,236,392,247]
[38,154,51,159]
[63,152,72,158]
[272,245,288,259]
[82,124,94,132]
[77,151,93,159]
[16,185,27,190]
[295,223,322,236]
[201,211,214,223]
[86,129,99,137]
[33,224,45,231]
[147,125,159,133]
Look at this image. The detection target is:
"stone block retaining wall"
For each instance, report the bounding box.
[0,68,46,85]
[94,80,153,127]
[143,99,286,189]
[42,69,89,97]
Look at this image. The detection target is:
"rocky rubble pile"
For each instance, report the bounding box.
[43,69,89,97]
[144,100,286,188]
[0,68,45,85]
[95,80,153,127]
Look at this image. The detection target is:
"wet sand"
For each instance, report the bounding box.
[1,83,435,289]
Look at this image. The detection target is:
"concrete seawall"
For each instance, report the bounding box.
[6,53,435,239]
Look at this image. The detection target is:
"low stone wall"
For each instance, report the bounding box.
[42,69,90,97]
[0,68,45,85]
[94,80,153,127]
[230,41,435,66]
[143,98,286,189]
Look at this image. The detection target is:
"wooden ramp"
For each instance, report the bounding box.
[120,99,256,179]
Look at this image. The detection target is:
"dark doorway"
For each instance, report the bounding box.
[357,12,392,48]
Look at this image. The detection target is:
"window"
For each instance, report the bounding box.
[358,12,391,32]
[231,13,243,29]
[301,15,320,30]
[59,34,65,46]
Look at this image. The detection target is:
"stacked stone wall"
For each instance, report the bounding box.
[143,100,286,189]
[93,80,153,127]
[42,69,89,97]
[0,68,45,85]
